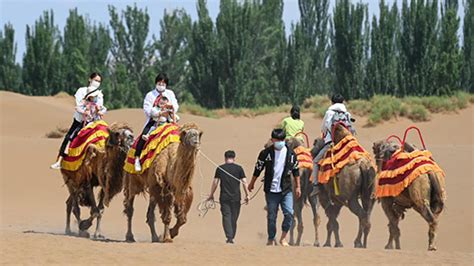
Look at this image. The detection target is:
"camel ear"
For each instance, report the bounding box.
[372,140,383,155]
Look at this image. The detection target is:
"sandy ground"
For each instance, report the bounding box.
[0,91,473,264]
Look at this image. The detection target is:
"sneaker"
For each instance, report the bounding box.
[50,161,61,170]
[142,134,149,141]
[309,184,320,197]
[134,157,142,172]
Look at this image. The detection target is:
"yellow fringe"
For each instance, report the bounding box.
[378,156,444,179]
[318,151,371,184]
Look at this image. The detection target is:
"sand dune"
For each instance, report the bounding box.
[0,91,472,264]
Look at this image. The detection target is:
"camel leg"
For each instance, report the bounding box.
[65,195,73,235]
[428,216,438,251]
[331,203,343,248]
[309,193,320,247]
[170,188,193,239]
[361,194,375,248]
[295,200,304,246]
[124,195,135,242]
[347,197,368,248]
[157,188,173,243]
[381,199,401,249]
[290,198,303,246]
[93,189,105,239]
[414,203,438,251]
[79,184,100,232]
[146,197,160,243]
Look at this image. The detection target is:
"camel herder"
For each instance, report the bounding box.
[248,128,301,247]
[207,150,250,244]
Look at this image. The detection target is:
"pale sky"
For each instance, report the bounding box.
[0,0,465,64]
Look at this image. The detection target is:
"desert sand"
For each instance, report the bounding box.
[0,91,472,264]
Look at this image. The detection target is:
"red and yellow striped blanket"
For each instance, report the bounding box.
[318,135,372,184]
[294,146,314,182]
[123,123,180,174]
[61,120,109,171]
[376,149,445,198]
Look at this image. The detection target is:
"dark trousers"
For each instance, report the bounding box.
[58,119,83,157]
[134,119,155,157]
[220,200,241,241]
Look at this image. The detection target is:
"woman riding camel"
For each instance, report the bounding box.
[280,105,304,140]
[134,72,179,172]
[50,72,105,170]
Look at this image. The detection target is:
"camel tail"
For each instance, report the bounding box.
[428,172,444,215]
[360,163,376,214]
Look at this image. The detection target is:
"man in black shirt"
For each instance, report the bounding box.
[208,150,250,244]
[248,128,301,246]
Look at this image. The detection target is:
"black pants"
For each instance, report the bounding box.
[134,119,155,157]
[59,119,83,157]
[220,200,241,241]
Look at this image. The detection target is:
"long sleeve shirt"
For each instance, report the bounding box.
[143,88,179,121]
[73,87,104,122]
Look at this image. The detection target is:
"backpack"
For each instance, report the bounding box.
[331,110,356,135]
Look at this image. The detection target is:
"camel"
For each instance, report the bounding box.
[60,122,134,238]
[286,138,321,247]
[372,140,446,251]
[311,124,376,248]
[123,122,203,243]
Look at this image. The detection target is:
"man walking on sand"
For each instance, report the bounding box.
[248,128,301,246]
[208,150,250,244]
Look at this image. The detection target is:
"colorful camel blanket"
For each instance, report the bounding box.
[375,149,445,198]
[62,120,109,171]
[318,135,372,184]
[294,146,314,182]
[124,123,180,174]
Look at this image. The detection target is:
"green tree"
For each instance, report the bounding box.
[22,10,63,95]
[0,23,21,92]
[435,0,462,95]
[463,0,473,92]
[108,4,152,108]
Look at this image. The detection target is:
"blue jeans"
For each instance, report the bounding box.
[265,192,294,241]
[312,143,330,185]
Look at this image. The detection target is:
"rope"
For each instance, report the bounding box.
[196,149,264,217]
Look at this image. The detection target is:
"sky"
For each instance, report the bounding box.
[0,0,465,64]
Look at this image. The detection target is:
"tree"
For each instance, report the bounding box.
[0,23,21,92]
[463,0,473,92]
[22,10,63,95]
[108,4,152,108]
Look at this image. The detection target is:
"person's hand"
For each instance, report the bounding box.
[207,194,214,202]
[248,181,255,192]
[244,195,250,205]
[295,186,301,199]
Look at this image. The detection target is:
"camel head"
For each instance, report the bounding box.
[107,123,134,151]
[179,122,203,148]
[372,140,401,172]
[286,137,305,150]
[332,123,351,144]
[311,137,325,158]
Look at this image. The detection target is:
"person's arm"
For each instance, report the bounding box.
[167,90,179,113]
[241,177,250,204]
[207,178,220,201]
[143,92,154,117]
[248,149,266,192]
[74,87,86,106]
[291,153,301,199]
[322,110,333,136]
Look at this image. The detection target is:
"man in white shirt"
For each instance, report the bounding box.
[248,128,301,247]
[134,73,179,172]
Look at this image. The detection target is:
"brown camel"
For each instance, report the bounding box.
[372,140,446,251]
[60,122,134,238]
[123,122,203,243]
[285,138,321,247]
[312,124,376,248]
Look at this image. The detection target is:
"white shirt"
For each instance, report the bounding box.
[270,146,287,193]
[322,103,350,144]
[73,87,104,122]
[143,88,179,121]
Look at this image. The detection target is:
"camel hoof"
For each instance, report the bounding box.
[125,234,135,243]
[313,242,320,247]
[79,230,90,238]
[65,228,72,236]
[323,242,331,247]
[385,244,393,250]
[151,236,160,243]
[335,242,343,248]
[428,246,437,251]
[354,242,363,248]
[79,220,93,231]
[170,228,179,239]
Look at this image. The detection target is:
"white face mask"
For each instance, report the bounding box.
[90,80,101,90]
[156,84,166,92]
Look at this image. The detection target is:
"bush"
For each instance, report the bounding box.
[180,103,218,118]
[45,126,69,138]
[407,104,430,121]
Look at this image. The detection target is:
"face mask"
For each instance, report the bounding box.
[274,141,285,150]
[90,80,101,90]
[156,84,166,92]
